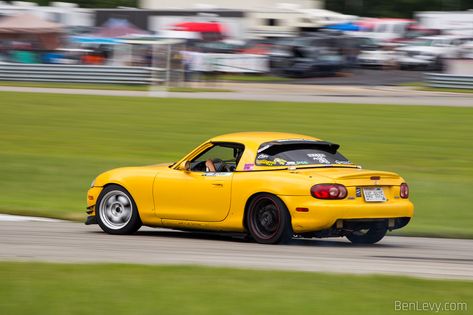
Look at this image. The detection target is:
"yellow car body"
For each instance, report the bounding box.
[87,132,414,243]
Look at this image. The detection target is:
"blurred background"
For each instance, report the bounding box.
[0,0,472,86]
[0,2,473,314]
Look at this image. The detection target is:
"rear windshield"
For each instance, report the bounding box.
[255,141,352,166]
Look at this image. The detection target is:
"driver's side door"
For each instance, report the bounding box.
[153,144,237,222]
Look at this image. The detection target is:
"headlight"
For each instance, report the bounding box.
[90,178,96,188]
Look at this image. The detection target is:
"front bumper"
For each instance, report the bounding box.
[358,58,388,66]
[85,216,97,225]
[86,186,103,217]
[280,195,414,234]
[398,56,432,66]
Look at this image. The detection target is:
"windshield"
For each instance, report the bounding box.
[255,141,352,167]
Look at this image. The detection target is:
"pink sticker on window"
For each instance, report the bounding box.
[243,163,254,170]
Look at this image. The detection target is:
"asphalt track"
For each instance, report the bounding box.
[1,85,472,107]
[1,217,473,281]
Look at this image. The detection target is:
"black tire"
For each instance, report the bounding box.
[346,227,387,244]
[96,184,142,235]
[246,193,293,244]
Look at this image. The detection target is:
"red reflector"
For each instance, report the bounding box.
[296,207,309,212]
[88,195,94,200]
[370,176,381,180]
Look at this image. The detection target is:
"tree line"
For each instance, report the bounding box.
[25,0,473,16]
[325,0,473,18]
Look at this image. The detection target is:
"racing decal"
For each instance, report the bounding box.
[243,163,254,171]
[257,159,275,166]
[257,153,269,159]
[203,172,232,177]
[257,158,287,166]
[273,158,287,165]
[307,153,330,164]
[335,160,351,165]
[257,145,270,153]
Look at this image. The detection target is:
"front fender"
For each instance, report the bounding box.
[87,167,158,224]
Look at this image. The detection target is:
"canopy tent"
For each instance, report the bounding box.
[172,21,224,34]
[69,36,121,45]
[0,13,63,50]
[324,23,363,31]
[90,18,150,38]
[0,13,63,34]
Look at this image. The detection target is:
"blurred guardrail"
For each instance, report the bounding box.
[186,53,269,73]
[425,73,473,89]
[0,54,268,85]
[0,64,164,85]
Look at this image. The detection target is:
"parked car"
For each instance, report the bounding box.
[269,36,346,76]
[459,40,473,59]
[349,18,415,42]
[396,35,469,70]
[282,50,345,77]
[357,49,398,68]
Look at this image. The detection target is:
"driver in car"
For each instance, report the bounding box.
[205,159,217,172]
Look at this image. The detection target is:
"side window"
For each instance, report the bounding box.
[196,146,235,163]
[190,143,244,172]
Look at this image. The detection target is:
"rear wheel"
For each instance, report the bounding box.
[247,194,293,244]
[96,185,142,235]
[346,226,387,244]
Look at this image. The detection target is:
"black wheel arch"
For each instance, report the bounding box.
[243,192,292,231]
[97,183,142,222]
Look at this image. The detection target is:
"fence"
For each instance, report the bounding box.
[425,73,473,89]
[186,53,269,73]
[0,63,163,85]
[0,54,269,85]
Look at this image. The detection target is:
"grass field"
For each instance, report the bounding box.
[0,262,471,315]
[0,92,472,237]
[399,82,473,94]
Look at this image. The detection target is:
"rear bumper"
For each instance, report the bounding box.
[358,59,388,66]
[398,57,432,66]
[279,195,414,234]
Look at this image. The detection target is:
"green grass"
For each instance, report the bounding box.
[0,81,232,93]
[0,92,472,237]
[0,262,471,315]
[400,82,473,94]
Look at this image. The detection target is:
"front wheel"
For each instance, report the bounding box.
[346,227,387,244]
[96,185,142,235]
[247,194,293,244]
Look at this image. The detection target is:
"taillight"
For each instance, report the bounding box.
[311,184,347,199]
[400,183,409,199]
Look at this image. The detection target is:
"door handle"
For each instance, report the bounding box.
[212,183,224,187]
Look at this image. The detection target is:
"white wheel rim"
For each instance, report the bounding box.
[99,190,133,230]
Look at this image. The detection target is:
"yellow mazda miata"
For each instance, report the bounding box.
[86,132,413,244]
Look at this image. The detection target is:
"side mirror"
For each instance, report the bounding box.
[180,161,191,172]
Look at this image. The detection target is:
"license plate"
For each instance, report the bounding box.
[363,187,386,202]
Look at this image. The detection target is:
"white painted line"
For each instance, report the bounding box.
[0,214,61,222]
